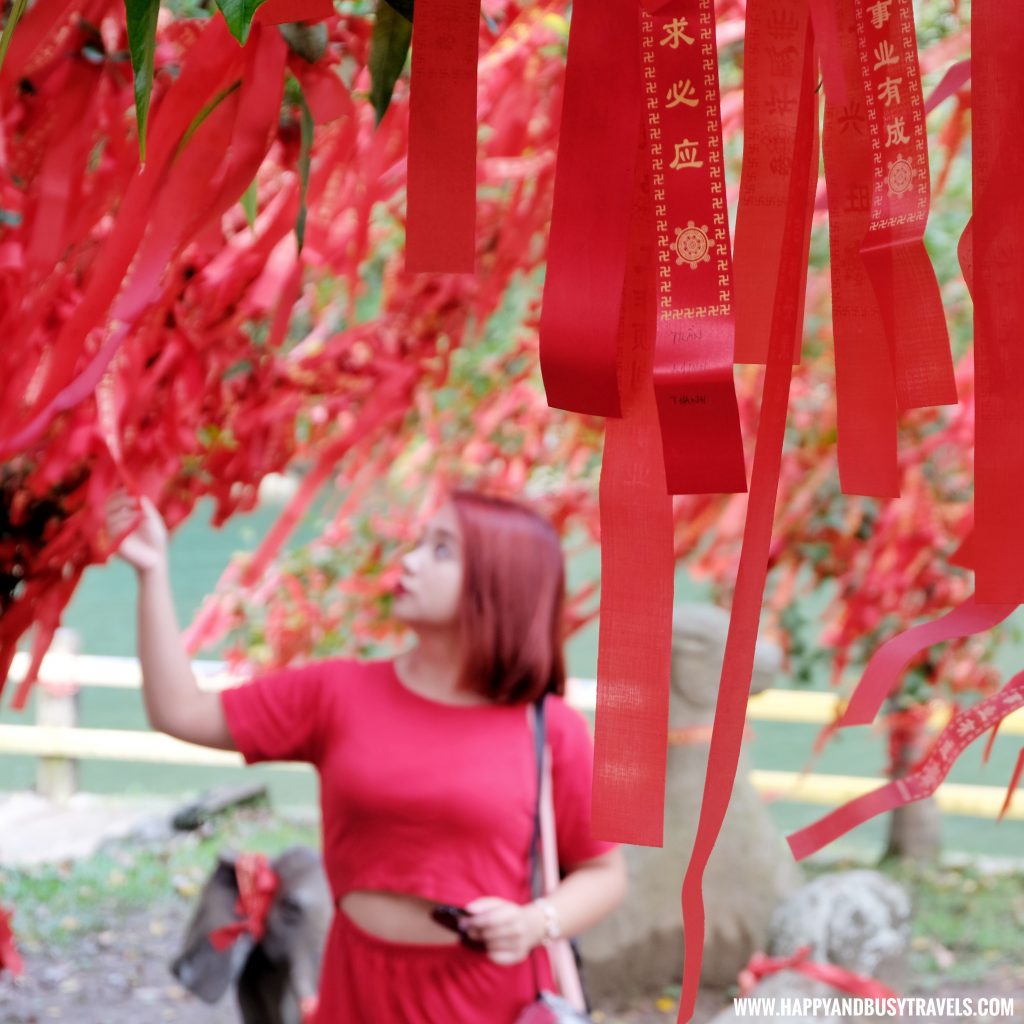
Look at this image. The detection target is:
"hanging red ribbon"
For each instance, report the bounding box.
[815,0,899,497]
[733,0,812,366]
[0,905,24,978]
[788,669,1024,860]
[0,17,246,456]
[591,136,674,847]
[208,853,280,950]
[538,0,639,417]
[406,0,479,273]
[677,8,818,1018]
[639,0,747,495]
[837,598,1017,729]
[971,1,1024,605]
[738,944,899,1001]
[853,0,956,412]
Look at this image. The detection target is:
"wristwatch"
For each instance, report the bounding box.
[533,897,562,941]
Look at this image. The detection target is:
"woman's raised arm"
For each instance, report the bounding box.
[106,493,235,751]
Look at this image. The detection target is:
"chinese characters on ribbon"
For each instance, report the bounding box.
[640,0,747,495]
[854,0,956,410]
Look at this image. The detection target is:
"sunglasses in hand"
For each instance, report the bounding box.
[429,903,488,953]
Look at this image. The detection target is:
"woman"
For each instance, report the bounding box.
[106,487,628,1023]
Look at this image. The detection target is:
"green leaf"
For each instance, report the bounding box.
[180,80,241,152]
[0,0,30,75]
[382,0,413,20]
[125,0,161,161]
[241,178,258,232]
[214,0,270,45]
[286,71,314,252]
[369,0,412,125]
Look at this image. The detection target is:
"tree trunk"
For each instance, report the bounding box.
[882,701,941,862]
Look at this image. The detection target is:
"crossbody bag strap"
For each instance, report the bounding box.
[527,697,589,1015]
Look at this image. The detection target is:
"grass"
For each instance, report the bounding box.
[0,806,319,950]
[803,857,1024,986]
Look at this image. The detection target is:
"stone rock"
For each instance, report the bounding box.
[706,871,911,1024]
[578,603,804,1006]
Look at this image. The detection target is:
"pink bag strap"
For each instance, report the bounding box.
[528,701,588,1014]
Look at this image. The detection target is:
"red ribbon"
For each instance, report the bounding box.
[299,994,320,1024]
[971,2,1024,604]
[640,0,747,495]
[538,0,640,417]
[0,905,24,978]
[815,0,899,497]
[591,138,674,847]
[255,0,334,24]
[0,17,246,456]
[208,853,280,951]
[853,0,956,412]
[837,598,1016,729]
[789,669,1024,860]
[738,944,899,1001]
[733,0,812,366]
[406,0,479,272]
[677,8,818,1018]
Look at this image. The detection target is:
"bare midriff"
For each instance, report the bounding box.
[338,889,462,945]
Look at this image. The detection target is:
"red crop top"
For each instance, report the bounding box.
[220,658,618,907]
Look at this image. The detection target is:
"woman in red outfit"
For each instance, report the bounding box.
[106,488,628,1023]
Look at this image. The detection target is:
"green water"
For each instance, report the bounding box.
[2,495,1022,860]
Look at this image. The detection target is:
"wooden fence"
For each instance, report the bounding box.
[3,644,1022,820]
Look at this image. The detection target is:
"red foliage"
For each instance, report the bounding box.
[0,1,990,734]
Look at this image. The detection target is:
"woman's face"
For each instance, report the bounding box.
[393,502,463,628]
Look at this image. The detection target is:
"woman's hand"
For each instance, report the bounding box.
[463,896,546,966]
[104,491,168,575]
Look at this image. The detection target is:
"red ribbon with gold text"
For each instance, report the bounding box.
[591,136,674,847]
[853,0,956,411]
[208,853,279,951]
[406,0,479,273]
[640,0,746,495]
[677,5,818,1018]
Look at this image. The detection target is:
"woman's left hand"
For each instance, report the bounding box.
[463,896,544,965]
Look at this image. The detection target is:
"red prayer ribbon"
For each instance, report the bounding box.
[640,0,747,495]
[733,0,812,366]
[816,0,899,497]
[406,0,479,273]
[677,9,818,1018]
[853,0,956,412]
[255,0,334,24]
[538,0,640,416]
[837,598,1017,729]
[592,138,674,848]
[970,2,1024,605]
[0,906,24,978]
[738,944,899,1001]
[208,853,279,951]
[788,669,1024,860]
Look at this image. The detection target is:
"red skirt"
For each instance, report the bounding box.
[314,909,556,1023]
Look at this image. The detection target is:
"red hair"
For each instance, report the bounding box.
[449,489,567,705]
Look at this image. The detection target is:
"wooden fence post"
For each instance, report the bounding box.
[35,628,81,803]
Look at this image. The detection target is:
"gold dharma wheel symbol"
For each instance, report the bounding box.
[886,156,914,197]
[673,221,713,269]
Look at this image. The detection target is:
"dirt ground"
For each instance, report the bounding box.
[0,897,724,1024]
[3,898,1022,1024]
